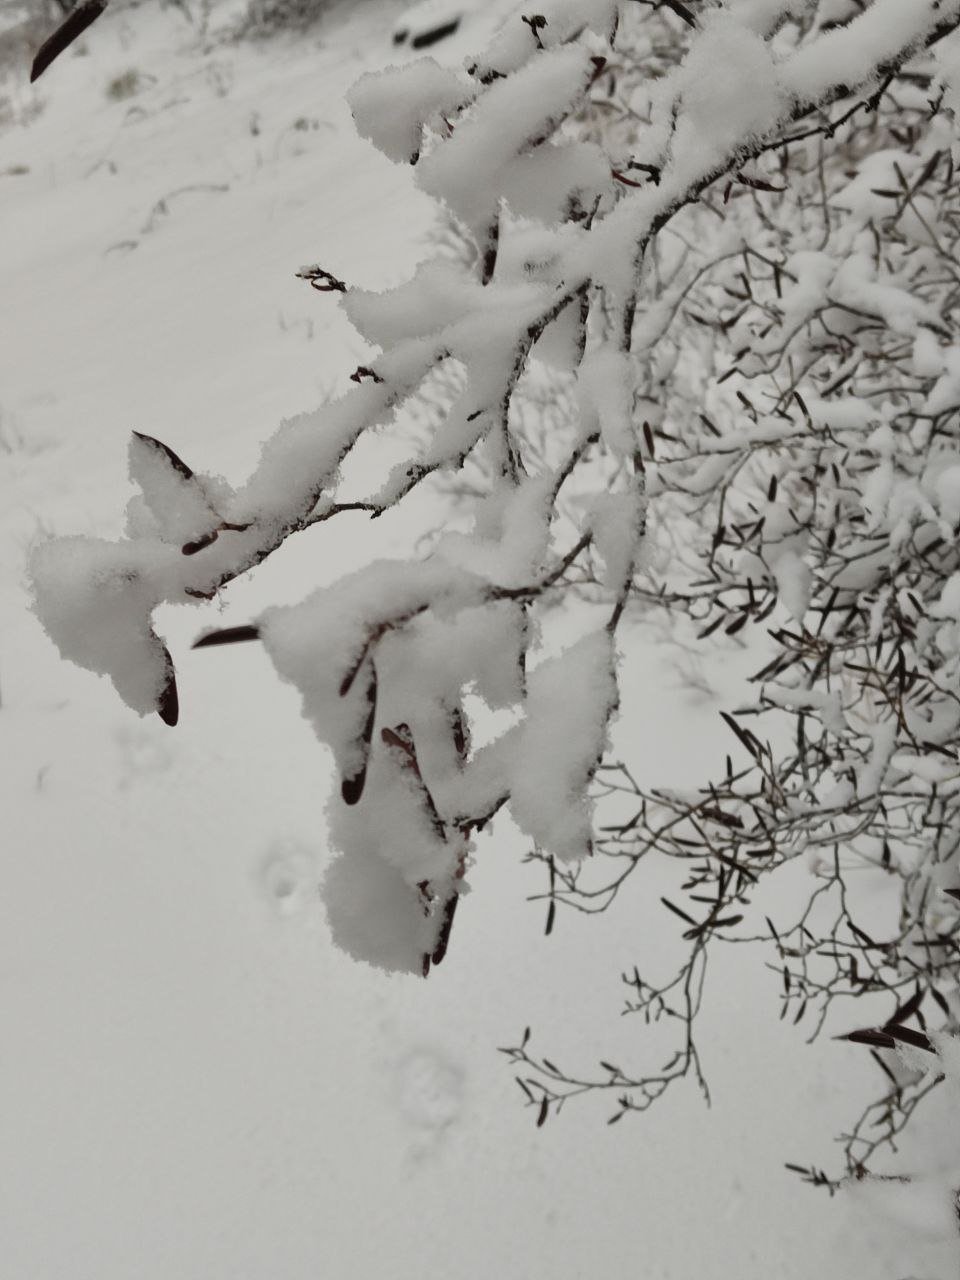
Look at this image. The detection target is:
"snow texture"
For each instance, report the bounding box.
[10,0,960,1274]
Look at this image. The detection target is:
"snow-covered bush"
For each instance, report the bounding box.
[28,0,960,1191]
[489,0,960,1184]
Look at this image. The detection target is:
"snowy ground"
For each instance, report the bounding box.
[0,3,956,1276]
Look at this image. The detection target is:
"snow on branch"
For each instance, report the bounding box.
[30,0,960,996]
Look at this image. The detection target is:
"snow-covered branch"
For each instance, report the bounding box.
[28,0,960,1078]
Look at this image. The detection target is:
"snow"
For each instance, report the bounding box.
[913,328,945,379]
[857,720,898,798]
[762,680,845,736]
[890,752,959,786]
[469,0,617,80]
[510,629,618,861]
[779,0,960,105]
[29,533,178,717]
[670,11,782,183]
[934,572,960,620]
[729,0,813,36]
[343,257,481,346]
[321,838,440,973]
[771,548,812,623]
[3,1,960,1278]
[849,1175,960,1243]
[589,489,645,592]
[577,346,636,457]
[934,464,960,527]
[417,43,599,239]
[347,57,472,165]
[924,347,960,418]
[126,430,224,547]
[830,251,941,338]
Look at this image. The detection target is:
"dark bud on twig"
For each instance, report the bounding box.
[181,531,220,556]
[181,521,250,556]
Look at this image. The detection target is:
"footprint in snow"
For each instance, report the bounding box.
[257,840,318,916]
[114,720,174,788]
[396,1048,465,1135]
